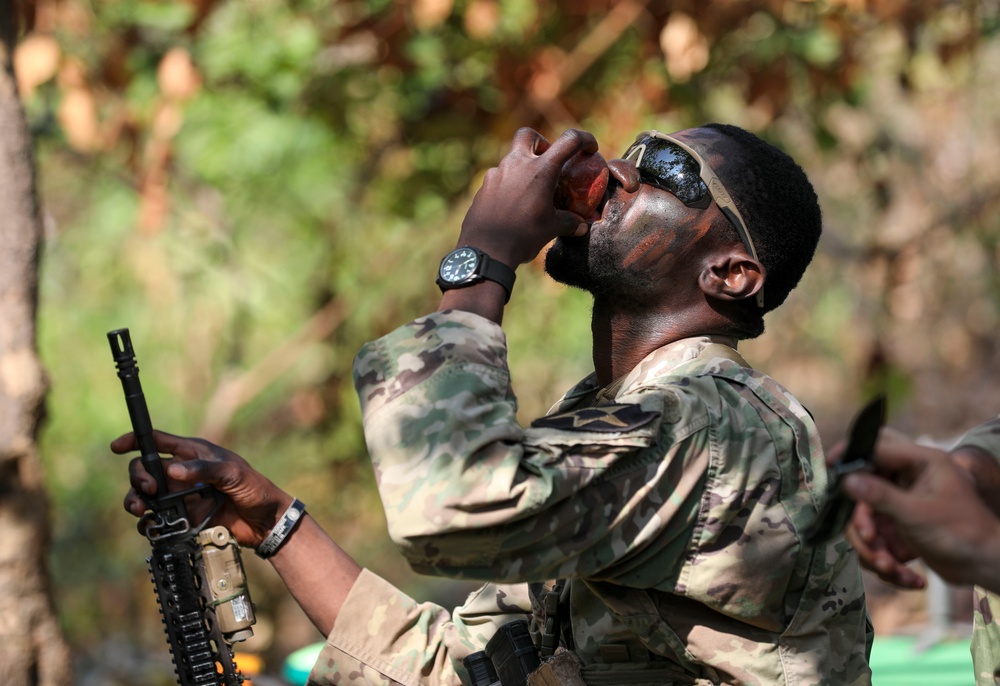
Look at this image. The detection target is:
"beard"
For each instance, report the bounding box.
[544,180,667,310]
[544,228,660,311]
[545,186,624,295]
[543,234,593,290]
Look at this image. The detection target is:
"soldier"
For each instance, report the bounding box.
[840,421,1000,686]
[120,126,873,685]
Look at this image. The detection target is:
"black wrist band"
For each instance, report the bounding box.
[255,498,306,559]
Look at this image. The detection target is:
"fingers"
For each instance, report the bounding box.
[845,510,926,589]
[870,430,944,475]
[846,501,877,544]
[870,552,927,589]
[546,129,599,160]
[511,127,548,154]
[110,432,138,454]
[114,429,226,464]
[845,507,882,568]
[843,473,927,588]
[115,428,252,491]
[841,471,890,506]
[164,452,242,490]
[128,456,160,495]
[842,471,915,527]
[123,487,147,517]
[120,430,237,514]
[510,127,598,167]
[552,210,591,238]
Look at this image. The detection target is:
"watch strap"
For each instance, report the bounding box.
[477,252,516,303]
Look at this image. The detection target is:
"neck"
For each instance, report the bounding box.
[589,299,739,387]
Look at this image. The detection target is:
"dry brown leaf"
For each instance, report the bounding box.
[158,47,201,101]
[660,12,710,83]
[412,0,453,31]
[464,0,499,40]
[14,33,61,99]
[152,102,184,141]
[57,87,100,152]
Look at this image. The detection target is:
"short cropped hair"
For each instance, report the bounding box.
[705,123,822,337]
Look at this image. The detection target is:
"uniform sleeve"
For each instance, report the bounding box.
[308,569,532,686]
[352,310,706,584]
[954,417,1000,462]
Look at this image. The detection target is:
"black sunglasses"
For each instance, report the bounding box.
[623,131,764,308]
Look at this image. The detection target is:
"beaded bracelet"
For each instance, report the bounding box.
[255,498,306,559]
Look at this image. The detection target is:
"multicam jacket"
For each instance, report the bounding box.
[954,418,1000,686]
[309,310,872,686]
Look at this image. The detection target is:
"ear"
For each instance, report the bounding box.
[698,253,765,304]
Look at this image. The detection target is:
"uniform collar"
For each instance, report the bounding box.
[552,335,740,411]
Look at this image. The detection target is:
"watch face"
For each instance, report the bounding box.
[439,248,480,284]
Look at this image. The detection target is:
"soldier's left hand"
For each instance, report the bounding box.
[115,430,293,549]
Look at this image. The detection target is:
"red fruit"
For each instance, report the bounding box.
[554,151,609,221]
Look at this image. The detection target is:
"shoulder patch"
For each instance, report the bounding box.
[530,404,660,433]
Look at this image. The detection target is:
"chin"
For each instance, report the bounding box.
[544,235,593,290]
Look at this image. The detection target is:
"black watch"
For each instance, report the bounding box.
[436,247,517,303]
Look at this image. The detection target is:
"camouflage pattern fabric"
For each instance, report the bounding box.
[972,587,1000,686]
[955,417,1000,459]
[310,570,533,685]
[956,419,1000,686]
[312,310,871,685]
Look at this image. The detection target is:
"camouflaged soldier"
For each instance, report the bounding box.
[957,420,1000,686]
[339,126,872,685]
[842,420,1000,686]
[119,126,873,685]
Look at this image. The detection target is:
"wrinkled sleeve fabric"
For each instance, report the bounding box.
[954,417,1000,686]
[352,310,706,584]
[308,569,531,686]
[955,416,1000,462]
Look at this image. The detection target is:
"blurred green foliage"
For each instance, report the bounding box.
[17,0,1000,678]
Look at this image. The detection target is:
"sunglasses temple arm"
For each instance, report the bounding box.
[719,206,765,308]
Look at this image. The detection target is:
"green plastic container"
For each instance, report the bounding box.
[869,636,974,685]
[283,642,324,685]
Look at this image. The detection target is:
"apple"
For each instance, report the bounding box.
[554,151,609,221]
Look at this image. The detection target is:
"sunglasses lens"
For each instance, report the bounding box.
[624,138,708,206]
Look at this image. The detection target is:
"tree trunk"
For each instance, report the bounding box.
[0,0,73,683]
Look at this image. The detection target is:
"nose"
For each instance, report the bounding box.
[608,158,640,193]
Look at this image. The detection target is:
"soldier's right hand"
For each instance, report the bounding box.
[456,127,600,268]
[115,430,294,550]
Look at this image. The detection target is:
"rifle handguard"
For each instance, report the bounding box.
[255,498,306,559]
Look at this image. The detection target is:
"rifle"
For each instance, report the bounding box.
[108,328,256,685]
[463,620,539,686]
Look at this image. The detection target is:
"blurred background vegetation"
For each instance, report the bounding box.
[9,0,1000,682]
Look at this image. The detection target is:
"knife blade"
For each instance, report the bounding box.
[805,394,887,545]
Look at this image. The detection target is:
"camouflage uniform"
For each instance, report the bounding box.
[953,418,1000,686]
[309,310,872,686]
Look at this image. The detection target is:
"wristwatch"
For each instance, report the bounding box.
[436,247,517,303]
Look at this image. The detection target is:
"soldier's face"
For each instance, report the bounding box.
[545,131,722,307]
